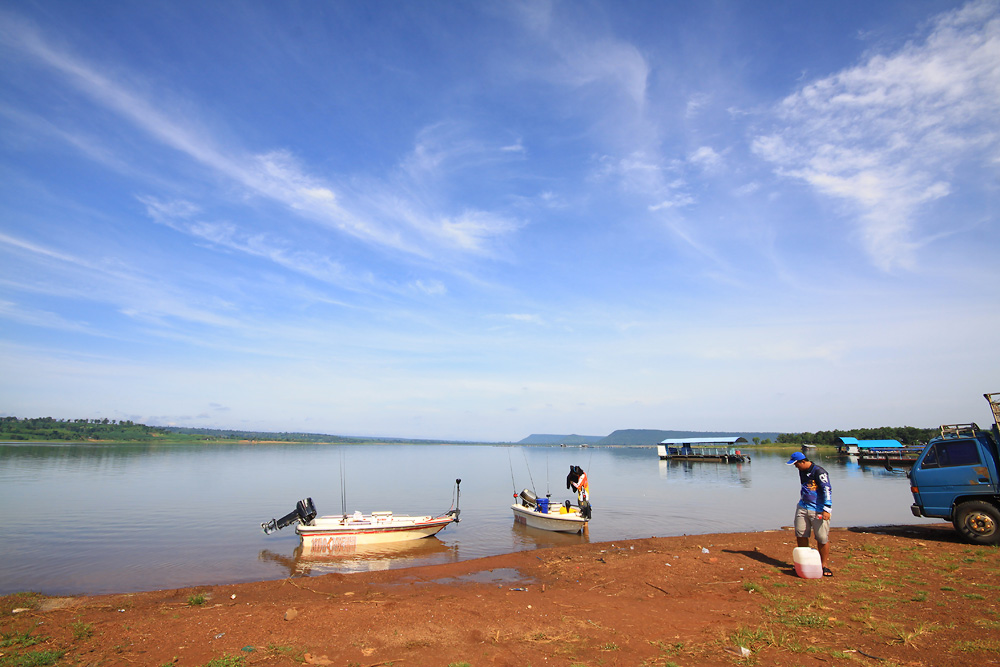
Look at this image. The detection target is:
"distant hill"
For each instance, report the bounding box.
[519,429,780,446]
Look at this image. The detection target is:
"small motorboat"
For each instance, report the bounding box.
[262,479,461,551]
[510,488,589,534]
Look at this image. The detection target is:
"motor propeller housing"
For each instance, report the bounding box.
[261,497,317,535]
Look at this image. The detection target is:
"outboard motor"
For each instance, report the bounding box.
[445,478,462,522]
[579,499,592,519]
[519,488,537,508]
[261,497,317,535]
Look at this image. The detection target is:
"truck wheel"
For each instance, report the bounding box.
[953,501,1000,545]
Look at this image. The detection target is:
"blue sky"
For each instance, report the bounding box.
[1,1,997,441]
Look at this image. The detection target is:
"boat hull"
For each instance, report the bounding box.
[659,454,750,462]
[856,446,925,467]
[510,503,588,534]
[296,513,455,555]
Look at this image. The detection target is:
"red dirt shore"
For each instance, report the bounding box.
[2,523,999,667]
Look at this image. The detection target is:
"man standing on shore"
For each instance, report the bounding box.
[787,451,833,577]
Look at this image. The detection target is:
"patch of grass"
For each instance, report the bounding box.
[267,644,305,661]
[600,642,620,651]
[729,625,785,651]
[963,593,986,600]
[71,619,94,640]
[448,663,472,667]
[941,586,956,591]
[910,591,929,602]
[782,613,829,628]
[861,544,890,557]
[0,593,43,615]
[0,650,65,667]
[203,656,245,667]
[843,577,893,593]
[895,622,944,646]
[650,639,685,655]
[973,583,1000,591]
[0,631,45,649]
[187,592,207,606]
[954,639,1000,653]
[743,581,766,594]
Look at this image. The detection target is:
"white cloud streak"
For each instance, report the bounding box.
[0,13,522,263]
[753,0,1000,271]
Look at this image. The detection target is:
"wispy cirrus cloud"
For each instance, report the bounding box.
[0,12,522,263]
[753,0,1000,271]
[0,230,242,329]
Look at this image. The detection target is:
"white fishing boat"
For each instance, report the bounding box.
[510,489,589,534]
[262,479,461,550]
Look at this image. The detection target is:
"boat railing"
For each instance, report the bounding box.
[665,446,739,456]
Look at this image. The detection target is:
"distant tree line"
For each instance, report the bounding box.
[776,426,936,447]
[158,426,373,444]
[0,418,487,445]
[0,416,164,441]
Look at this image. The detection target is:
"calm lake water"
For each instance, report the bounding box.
[0,443,925,596]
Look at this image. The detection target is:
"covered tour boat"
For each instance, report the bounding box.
[657,442,750,462]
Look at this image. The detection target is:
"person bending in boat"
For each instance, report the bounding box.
[566,465,592,519]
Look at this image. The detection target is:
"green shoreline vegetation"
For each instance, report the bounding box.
[0,416,496,445]
[0,415,937,447]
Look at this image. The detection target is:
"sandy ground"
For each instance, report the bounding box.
[2,523,999,667]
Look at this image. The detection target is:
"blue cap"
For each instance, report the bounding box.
[786,452,807,464]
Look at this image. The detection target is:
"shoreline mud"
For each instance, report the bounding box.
[2,523,998,666]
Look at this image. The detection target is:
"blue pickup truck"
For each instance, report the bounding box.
[909,393,1000,545]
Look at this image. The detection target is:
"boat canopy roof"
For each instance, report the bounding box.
[856,439,904,448]
[838,436,903,448]
[658,437,748,446]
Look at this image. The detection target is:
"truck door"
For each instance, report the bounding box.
[913,438,999,517]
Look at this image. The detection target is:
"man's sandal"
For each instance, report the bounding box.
[822,567,833,577]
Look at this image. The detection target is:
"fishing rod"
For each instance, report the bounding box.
[521,447,537,496]
[507,449,517,495]
[339,448,347,519]
[546,453,551,499]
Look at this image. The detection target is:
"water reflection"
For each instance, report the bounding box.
[509,519,591,549]
[259,537,457,577]
[658,459,752,487]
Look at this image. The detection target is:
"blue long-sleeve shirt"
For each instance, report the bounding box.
[797,463,832,513]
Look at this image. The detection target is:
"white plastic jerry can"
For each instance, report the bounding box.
[792,547,823,579]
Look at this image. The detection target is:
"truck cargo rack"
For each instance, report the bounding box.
[939,423,980,439]
[986,393,1000,427]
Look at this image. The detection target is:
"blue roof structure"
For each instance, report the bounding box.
[857,439,904,449]
[836,436,903,449]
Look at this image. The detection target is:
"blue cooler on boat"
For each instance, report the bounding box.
[537,498,549,513]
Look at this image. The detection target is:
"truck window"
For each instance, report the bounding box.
[920,439,982,469]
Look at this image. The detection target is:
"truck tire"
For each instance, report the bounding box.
[952,501,1000,545]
